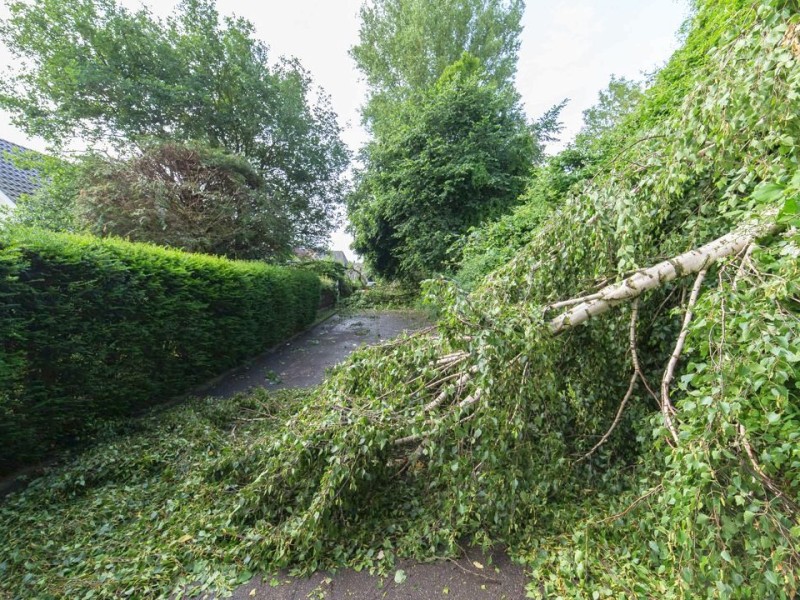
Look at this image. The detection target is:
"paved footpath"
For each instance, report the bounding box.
[196,310,530,600]
[227,547,526,600]
[202,310,431,395]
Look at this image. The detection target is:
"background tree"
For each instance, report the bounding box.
[75,141,292,260]
[454,76,644,288]
[348,0,550,283]
[576,75,643,148]
[0,0,349,248]
[579,76,642,137]
[6,153,80,233]
[348,55,537,281]
[351,0,524,123]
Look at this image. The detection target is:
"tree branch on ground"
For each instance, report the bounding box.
[386,213,781,454]
[548,214,779,334]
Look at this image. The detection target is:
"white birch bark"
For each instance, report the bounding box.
[549,216,779,334]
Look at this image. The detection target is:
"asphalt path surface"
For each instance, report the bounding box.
[202,311,431,395]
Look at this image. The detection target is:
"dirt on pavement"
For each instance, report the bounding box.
[227,547,527,600]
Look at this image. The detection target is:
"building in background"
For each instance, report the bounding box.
[0,138,41,211]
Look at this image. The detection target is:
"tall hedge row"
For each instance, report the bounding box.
[0,228,320,473]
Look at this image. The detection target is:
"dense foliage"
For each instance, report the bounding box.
[0,0,349,247]
[6,152,80,233]
[0,389,310,597]
[0,228,320,472]
[455,75,657,288]
[351,0,524,123]
[75,141,293,260]
[1,1,799,599]
[348,55,537,282]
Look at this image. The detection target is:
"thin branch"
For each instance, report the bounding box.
[435,351,469,367]
[579,371,638,462]
[422,371,471,413]
[738,424,800,514]
[661,269,707,445]
[578,300,641,462]
[446,558,501,584]
[393,431,425,446]
[734,243,755,287]
[594,485,663,525]
[546,291,604,311]
[393,391,482,449]
[424,370,466,391]
[628,299,658,403]
[458,388,482,409]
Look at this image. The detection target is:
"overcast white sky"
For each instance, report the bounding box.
[0,0,689,259]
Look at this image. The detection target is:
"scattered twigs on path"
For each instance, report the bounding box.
[446,557,501,584]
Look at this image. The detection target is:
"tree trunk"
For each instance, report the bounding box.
[549,216,779,334]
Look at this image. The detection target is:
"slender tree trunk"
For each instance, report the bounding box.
[549,216,779,334]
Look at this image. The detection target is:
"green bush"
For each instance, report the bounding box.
[296,259,355,300]
[0,227,320,473]
[318,276,339,308]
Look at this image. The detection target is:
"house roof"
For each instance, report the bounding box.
[0,138,41,206]
[329,250,349,267]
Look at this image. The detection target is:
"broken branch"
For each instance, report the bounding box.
[549,215,779,334]
[660,268,706,445]
[578,300,641,462]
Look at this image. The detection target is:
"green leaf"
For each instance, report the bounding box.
[236,570,253,584]
[752,182,785,205]
[764,570,779,586]
[779,195,800,226]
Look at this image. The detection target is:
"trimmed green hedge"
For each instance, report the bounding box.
[0,228,320,473]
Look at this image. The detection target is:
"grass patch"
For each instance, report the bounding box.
[0,389,309,599]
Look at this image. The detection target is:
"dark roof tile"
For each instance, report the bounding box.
[0,138,41,204]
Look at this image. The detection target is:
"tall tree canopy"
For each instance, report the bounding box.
[0,0,349,248]
[348,0,553,283]
[351,0,524,122]
[348,55,537,282]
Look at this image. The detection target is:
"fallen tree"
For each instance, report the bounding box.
[212,4,800,588]
[1,1,798,598]
[384,213,783,456]
[217,209,796,596]
[547,213,780,334]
